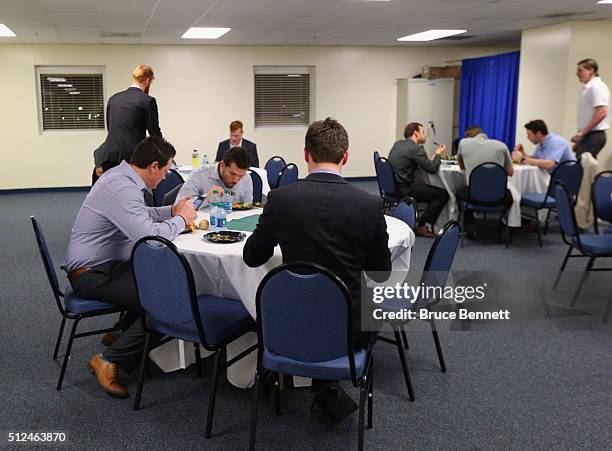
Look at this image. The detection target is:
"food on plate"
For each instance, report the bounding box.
[232,202,253,210]
[198,219,209,230]
[185,223,197,233]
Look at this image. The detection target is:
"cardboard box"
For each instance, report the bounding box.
[423,66,461,79]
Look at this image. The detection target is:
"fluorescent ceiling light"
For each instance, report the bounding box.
[597,1,612,4]
[47,77,66,82]
[0,24,16,37]
[398,29,467,42]
[57,84,73,87]
[181,27,231,39]
[68,91,80,95]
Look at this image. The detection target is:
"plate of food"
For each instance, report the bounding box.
[202,231,247,243]
[232,202,253,210]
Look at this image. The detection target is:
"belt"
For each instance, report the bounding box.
[68,267,91,281]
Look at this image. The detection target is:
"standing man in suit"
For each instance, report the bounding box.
[215,120,259,167]
[93,64,162,179]
[243,117,391,422]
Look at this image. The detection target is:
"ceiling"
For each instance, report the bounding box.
[1,0,611,46]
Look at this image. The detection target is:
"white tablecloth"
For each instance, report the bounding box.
[176,165,270,197]
[149,209,414,387]
[416,163,550,228]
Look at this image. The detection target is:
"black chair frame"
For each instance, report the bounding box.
[152,168,184,207]
[31,216,125,391]
[130,236,257,439]
[249,262,374,451]
[591,170,612,234]
[373,152,399,212]
[457,163,509,248]
[250,170,264,203]
[551,183,612,316]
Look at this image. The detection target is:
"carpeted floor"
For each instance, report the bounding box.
[2,186,611,450]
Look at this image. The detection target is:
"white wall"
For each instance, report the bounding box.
[516,21,612,153]
[0,44,513,190]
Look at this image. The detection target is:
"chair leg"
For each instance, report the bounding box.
[205,349,222,439]
[543,209,552,235]
[393,330,415,401]
[535,208,542,247]
[429,319,446,373]
[56,319,79,390]
[571,258,594,307]
[194,343,203,378]
[53,316,67,360]
[357,379,367,451]
[274,372,281,416]
[133,332,151,411]
[367,360,373,429]
[553,245,573,290]
[400,326,409,350]
[249,371,262,451]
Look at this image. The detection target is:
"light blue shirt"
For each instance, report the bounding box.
[533,133,576,172]
[64,161,185,272]
[176,163,253,205]
[310,168,341,176]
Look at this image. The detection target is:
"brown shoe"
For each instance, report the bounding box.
[415,225,435,238]
[101,332,118,347]
[87,354,129,398]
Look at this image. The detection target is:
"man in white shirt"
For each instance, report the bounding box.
[572,58,610,158]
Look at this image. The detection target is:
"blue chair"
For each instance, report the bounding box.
[277,163,299,187]
[458,163,509,248]
[377,221,460,401]
[152,168,184,207]
[249,262,374,451]
[592,171,612,234]
[552,182,612,312]
[161,182,184,206]
[393,199,417,230]
[250,171,263,203]
[30,216,124,390]
[264,156,287,189]
[131,236,256,438]
[521,160,583,246]
[373,152,399,211]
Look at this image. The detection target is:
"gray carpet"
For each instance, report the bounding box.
[2,186,611,450]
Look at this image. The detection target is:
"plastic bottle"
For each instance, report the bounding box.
[202,154,209,166]
[222,191,232,213]
[209,204,218,231]
[218,207,227,230]
[191,149,200,168]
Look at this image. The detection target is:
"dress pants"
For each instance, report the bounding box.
[398,183,449,227]
[576,131,606,158]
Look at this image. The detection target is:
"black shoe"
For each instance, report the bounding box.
[320,385,358,422]
[310,395,335,423]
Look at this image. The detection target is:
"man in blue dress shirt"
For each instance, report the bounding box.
[513,120,576,173]
[64,137,197,398]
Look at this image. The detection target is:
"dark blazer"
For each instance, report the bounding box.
[215,138,259,167]
[243,172,391,333]
[101,87,162,165]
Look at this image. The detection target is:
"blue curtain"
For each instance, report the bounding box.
[459,51,520,149]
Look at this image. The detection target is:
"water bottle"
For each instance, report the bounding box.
[202,154,209,166]
[211,190,221,209]
[209,204,218,231]
[191,149,200,168]
[218,207,227,230]
[222,191,232,213]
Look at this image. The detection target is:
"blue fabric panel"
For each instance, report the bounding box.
[63,286,118,315]
[521,193,556,209]
[574,235,612,256]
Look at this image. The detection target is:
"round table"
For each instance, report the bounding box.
[416,163,550,228]
[148,208,415,387]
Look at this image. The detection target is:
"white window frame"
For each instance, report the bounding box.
[35,65,106,135]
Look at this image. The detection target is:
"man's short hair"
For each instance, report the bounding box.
[223,146,250,169]
[305,117,349,164]
[130,137,176,169]
[524,119,548,135]
[132,64,154,83]
[464,125,484,138]
[577,58,599,75]
[229,120,243,133]
[403,122,423,139]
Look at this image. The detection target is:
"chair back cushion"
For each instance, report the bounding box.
[31,216,61,296]
[132,237,196,326]
[393,201,417,230]
[257,264,351,362]
[593,171,612,223]
[264,157,287,189]
[467,163,507,206]
[162,182,184,206]
[153,169,184,207]
[277,163,299,187]
[375,157,396,197]
[554,182,578,239]
[549,160,583,200]
[250,171,263,203]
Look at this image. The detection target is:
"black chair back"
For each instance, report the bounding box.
[152,169,184,207]
[592,171,612,233]
[277,163,299,187]
[467,163,507,207]
[162,182,184,206]
[31,216,64,314]
[250,171,263,203]
[264,156,287,189]
[546,160,583,205]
